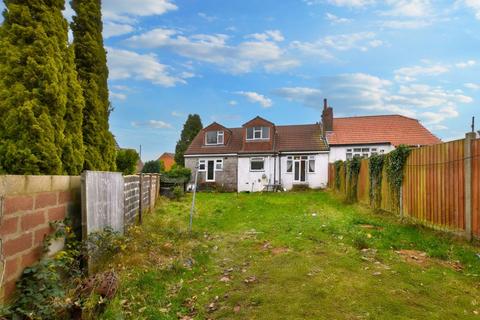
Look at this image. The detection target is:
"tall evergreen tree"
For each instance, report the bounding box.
[0,0,83,174]
[174,114,203,166]
[71,0,116,171]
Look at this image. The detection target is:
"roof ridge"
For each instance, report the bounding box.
[334,114,418,121]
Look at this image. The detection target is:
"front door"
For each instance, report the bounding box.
[294,156,307,182]
[206,160,215,182]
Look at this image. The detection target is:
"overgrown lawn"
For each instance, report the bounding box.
[101,191,480,319]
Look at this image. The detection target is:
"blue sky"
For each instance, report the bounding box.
[1,1,480,161]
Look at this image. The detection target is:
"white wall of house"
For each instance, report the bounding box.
[328,144,394,162]
[237,153,329,192]
[237,155,278,192]
[280,153,329,190]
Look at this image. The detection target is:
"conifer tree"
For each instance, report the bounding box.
[174,114,203,166]
[0,0,81,174]
[71,0,116,171]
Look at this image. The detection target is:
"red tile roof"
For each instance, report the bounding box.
[185,123,328,155]
[326,115,441,146]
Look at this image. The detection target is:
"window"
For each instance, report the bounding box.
[346,146,387,159]
[286,156,293,172]
[198,160,206,171]
[215,159,223,171]
[346,153,353,160]
[206,131,224,145]
[246,127,269,140]
[250,157,265,171]
[308,156,315,173]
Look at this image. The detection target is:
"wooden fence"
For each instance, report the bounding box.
[328,133,480,240]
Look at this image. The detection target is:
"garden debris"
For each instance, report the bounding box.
[360,248,378,262]
[220,276,231,282]
[396,250,429,266]
[271,247,290,255]
[234,305,241,313]
[78,270,118,299]
[206,296,219,313]
[244,275,257,284]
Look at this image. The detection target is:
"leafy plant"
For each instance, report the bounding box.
[384,145,410,210]
[346,157,361,203]
[369,154,385,209]
[142,160,162,173]
[84,228,126,272]
[334,160,344,191]
[115,149,140,175]
[172,185,185,201]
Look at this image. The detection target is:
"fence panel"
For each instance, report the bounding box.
[357,159,370,204]
[81,171,124,237]
[472,139,480,237]
[124,175,140,225]
[328,163,335,188]
[402,139,465,231]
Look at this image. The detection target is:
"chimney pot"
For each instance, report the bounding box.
[323,98,328,110]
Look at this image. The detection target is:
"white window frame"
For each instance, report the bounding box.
[308,155,315,173]
[246,127,269,141]
[346,146,387,159]
[250,157,265,172]
[286,156,293,173]
[198,159,206,171]
[205,131,224,145]
[215,159,223,171]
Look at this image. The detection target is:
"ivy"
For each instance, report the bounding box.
[368,154,385,209]
[334,160,343,191]
[385,145,410,192]
[346,157,361,203]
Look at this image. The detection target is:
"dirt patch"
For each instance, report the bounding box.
[396,250,429,267]
[259,241,289,255]
[359,224,383,231]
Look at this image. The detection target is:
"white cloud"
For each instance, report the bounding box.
[322,0,375,7]
[235,91,273,108]
[132,120,173,129]
[325,13,352,24]
[126,28,298,74]
[465,82,480,90]
[462,0,480,20]
[394,64,450,82]
[455,60,476,68]
[275,73,473,126]
[107,47,187,87]
[229,100,238,106]
[171,111,185,117]
[380,20,431,29]
[198,12,217,22]
[103,0,177,21]
[382,0,432,17]
[291,32,383,59]
[110,92,127,101]
[104,22,135,38]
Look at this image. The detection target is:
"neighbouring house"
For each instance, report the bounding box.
[184,99,441,192]
[321,99,441,162]
[158,152,176,171]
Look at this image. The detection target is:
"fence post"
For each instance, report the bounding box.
[138,173,143,224]
[149,174,153,210]
[464,132,476,241]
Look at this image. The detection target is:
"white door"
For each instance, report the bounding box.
[293,156,307,183]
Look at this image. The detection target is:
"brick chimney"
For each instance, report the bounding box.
[321,98,333,133]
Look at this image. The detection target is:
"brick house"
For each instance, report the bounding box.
[158,152,176,171]
[184,100,440,192]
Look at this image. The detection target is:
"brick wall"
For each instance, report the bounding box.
[0,176,81,301]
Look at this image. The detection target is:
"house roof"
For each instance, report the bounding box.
[159,152,175,159]
[185,122,328,155]
[326,115,441,146]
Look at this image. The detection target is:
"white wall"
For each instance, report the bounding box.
[280,153,329,190]
[329,144,394,162]
[237,156,278,192]
[237,153,329,192]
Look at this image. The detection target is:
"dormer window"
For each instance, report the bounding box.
[246,127,269,140]
[206,131,224,145]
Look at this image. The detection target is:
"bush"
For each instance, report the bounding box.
[116,149,139,175]
[163,164,191,182]
[142,160,162,173]
[172,185,184,200]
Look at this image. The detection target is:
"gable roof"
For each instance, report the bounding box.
[242,116,275,127]
[185,122,328,155]
[158,152,175,160]
[326,115,441,146]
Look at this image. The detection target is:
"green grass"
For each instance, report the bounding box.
[101,191,480,319]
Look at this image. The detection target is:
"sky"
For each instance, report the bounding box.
[1,0,480,161]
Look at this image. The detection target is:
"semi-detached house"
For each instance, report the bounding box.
[184,99,441,192]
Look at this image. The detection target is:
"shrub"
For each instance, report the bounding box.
[369,154,385,209]
[346,156,361,203]
[163,164,191,181]
[172,185,184,200]
[142,160,162,173]
[116,149,139,175]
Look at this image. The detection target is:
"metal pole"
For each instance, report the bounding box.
[189,165,199,232]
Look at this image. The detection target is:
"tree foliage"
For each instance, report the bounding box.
[116,149,139,175]
[0,0,84,174]
[142,160,162,174]
[174,114,203,166]
[71,0,116,171]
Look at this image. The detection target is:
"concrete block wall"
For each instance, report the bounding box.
[0,175,81,301]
